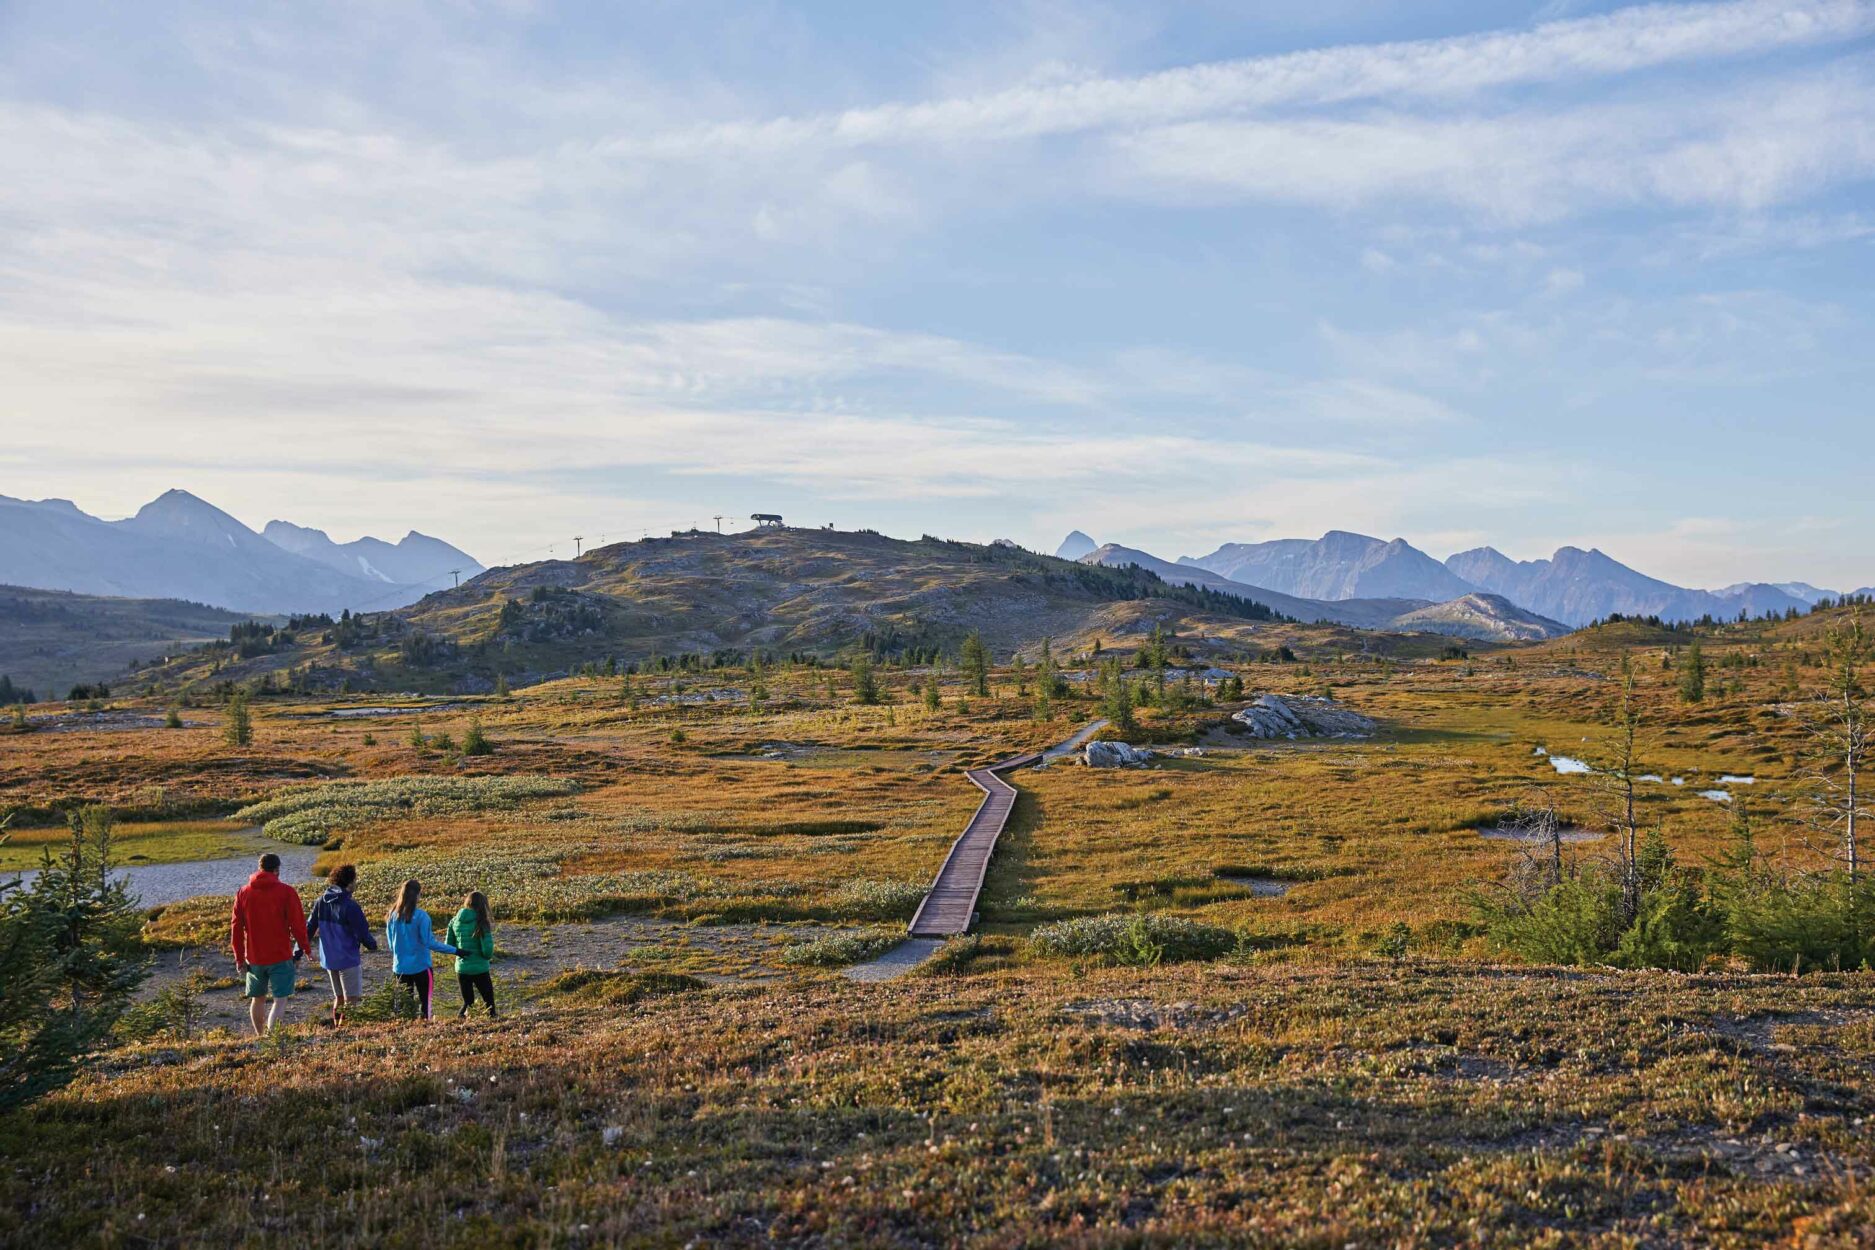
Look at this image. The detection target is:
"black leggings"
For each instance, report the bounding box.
[397,969,434,1019]
[458,972,496,1012]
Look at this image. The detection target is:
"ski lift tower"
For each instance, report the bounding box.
[751,513,784,529]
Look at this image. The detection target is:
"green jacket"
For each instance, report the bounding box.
[445,908,495,976]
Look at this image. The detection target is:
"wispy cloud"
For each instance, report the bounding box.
[1108,68,1875,223]
[599,0,1875,156]
[3,0,1873,585]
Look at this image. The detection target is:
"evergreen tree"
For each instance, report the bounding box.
[961,633,991,698]
[223,690,252,748]
[1679,640,1707,703]
[1100,660,1137,736]
[0,806,151,1109]
[850,655,881,706]
[923,676,942,713]
[461,718,494,756]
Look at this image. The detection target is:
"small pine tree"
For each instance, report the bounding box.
[494,672,510,697]
[8,705,25,732]
[461,719,493,756]
[409,718,427,749]
[1679,640,1707,704]
[164,707,183,729]
[1100,661,1137,736]
[850,656,881,706]
[961,633,991,698]
[223,690,252,748]
[0,806,151,1109]
[923,677,942,713]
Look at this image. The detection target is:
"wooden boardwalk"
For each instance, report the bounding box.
[905,750,1041,939]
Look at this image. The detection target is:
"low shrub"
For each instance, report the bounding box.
[779,930,903,968]
[829,878,927,922]
[1029,913,1238,965]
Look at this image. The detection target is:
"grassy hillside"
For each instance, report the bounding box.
[131,528,1382,695]
[0,584,264,699]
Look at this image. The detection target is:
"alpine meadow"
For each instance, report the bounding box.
[5,2,1875,1247]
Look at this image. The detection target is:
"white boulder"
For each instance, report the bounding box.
[1084,740,1154,768]
[1232,694,1376,740]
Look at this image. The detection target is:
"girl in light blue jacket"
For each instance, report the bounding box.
[385,879,460,1020]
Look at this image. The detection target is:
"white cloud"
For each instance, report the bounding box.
[1107,69,1875,223]
[599,0,1875,157]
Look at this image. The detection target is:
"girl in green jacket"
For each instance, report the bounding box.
[446,891,498,1019]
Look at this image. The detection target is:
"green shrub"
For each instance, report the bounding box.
[780,930,904,968]
[829,879,926,922]
[461,719,494,756]
[1478,830,1722,972]
[1029,913,1238,964]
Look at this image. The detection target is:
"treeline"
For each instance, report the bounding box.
[0,676,35,705]
[1587,595,1875,633]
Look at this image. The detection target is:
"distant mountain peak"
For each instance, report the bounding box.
[1184,531,1476,603]
[0,488,483,615]
[1054,530,1096,561]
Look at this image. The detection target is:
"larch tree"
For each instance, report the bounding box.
[1805,613,1871,879]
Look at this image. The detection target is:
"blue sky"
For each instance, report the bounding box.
[3,0,1873,588]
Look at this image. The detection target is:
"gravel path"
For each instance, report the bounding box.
[841,938,945,983]
[9,841,319,908]
[1039,718,1109,764]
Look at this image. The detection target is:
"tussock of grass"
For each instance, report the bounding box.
[828,878,927,921]
[235,776,581,844]
[779,929,904,967]
[1029,913,1239,964]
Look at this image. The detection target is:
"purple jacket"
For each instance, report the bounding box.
[306,886,378,972]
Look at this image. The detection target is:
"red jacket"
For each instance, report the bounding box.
[231,870,310,966]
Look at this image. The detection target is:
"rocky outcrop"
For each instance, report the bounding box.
[1084,740,1154,768]
[1232,694,1376,740]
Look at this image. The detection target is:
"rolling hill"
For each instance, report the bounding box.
[141,527,1330,694]
[0,585,264,698]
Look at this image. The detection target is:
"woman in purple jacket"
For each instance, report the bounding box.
[306,864,378,1026]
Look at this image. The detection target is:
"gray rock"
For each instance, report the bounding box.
[1084,740,1154,768]
[1231,694,1376,740]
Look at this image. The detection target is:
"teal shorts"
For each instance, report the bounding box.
[244,959,298,999]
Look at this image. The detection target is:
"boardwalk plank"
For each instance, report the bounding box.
[905,751,1044,938]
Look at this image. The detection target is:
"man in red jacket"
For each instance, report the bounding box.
[230,852,312,1037]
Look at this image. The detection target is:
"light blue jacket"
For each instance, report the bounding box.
[385,908,458,975]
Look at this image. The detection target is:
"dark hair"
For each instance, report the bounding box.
[259,852,281,874]
[389,878,421,924]
[463,890,492,940]
[329,864,357,890]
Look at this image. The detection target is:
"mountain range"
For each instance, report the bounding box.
[1065,529,1868,630]
[1082,543,1569,641]
[0,490,482,616]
